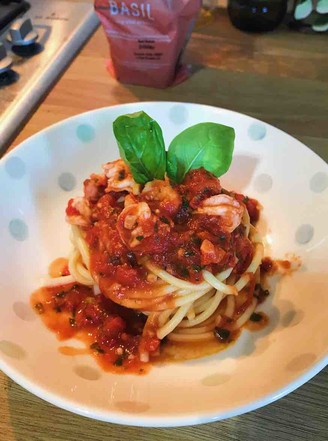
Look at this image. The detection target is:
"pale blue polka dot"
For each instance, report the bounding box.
[248,123,267,141]
[13,302,36,321]
[254,173,273,193]
[310,172,328,193]
[9,219,29,241]
[58,172,76,191]
[0,341,26,360]
[295,224,314,244]
[5,157,26,179]
[169,105,188,125]
[76,124,95,143]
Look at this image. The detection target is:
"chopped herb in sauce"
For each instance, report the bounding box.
[182,197,189,209]
[55,291,66,298]
[192,236,202,246]
[114,354,124,366]
[250,312,262,322]
[159,216,170,224]
[90,342,105,354]
[214,327,230,342]
[179,267,190,278]
[184,249,195,257]
[254,284,270,302]
[192,264,205,272]
[109,256,121,266]
[136,235,144,241]
[34,302,44,314]
[126,251,138,267]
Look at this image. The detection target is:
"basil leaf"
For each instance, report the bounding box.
[113,111,166,184]
[167,123,235,183]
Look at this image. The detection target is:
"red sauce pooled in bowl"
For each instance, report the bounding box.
[31,278,150,374]
[31,259,248,374]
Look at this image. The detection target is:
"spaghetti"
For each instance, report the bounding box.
[41,160,265,363]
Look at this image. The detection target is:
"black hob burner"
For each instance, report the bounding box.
[0,66,19,87]
[0,1,30,32]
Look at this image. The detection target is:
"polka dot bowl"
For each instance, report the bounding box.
[0,102,327,427]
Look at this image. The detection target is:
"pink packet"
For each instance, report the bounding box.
[95,1,201,88]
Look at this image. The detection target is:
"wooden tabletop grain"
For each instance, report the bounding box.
[2,2,328,440]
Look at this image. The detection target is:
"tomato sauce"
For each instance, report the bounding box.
[30,280,150,374]
[261,255,301,276]
[31,259,271,374]
[48,258,70,278]
[31,280,247,372]
[31,279,242,372]
[30,168,272,375]
[81,168,260,294]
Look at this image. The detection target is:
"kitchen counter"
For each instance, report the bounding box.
[2,5,328,441]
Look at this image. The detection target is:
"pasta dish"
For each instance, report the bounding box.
[31,111,272,372]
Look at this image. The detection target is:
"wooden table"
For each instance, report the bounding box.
[2,6,328,441]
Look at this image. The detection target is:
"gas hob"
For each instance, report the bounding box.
[0,0,99,153]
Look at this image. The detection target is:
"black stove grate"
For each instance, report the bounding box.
[0,1,30,33]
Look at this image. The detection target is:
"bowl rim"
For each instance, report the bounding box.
[1,101,327,427]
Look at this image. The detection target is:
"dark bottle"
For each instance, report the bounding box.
[228,0,287,32]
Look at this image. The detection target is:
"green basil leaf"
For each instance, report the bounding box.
[167,123,235,183]
[113,111,166,184]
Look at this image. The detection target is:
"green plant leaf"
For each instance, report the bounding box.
[316,0,328,14]
[113,111,166,184]
[312,14,328,31]
[167,122,235,183]
[294,0,313,20]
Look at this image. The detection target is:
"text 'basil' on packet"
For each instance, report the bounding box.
[94,1,202,88]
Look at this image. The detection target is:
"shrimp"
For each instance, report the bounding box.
[117,202,157,248]
[103,159,140,194]
[196,194,244,233]
[66,197,91,227]
[124,194,138,207]
[200,239,226,265]
[142,179,182,216]
[83,173,107,202]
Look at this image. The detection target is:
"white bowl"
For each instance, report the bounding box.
[0,102,327,427]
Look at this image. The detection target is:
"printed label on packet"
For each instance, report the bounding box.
[95,0,201,88]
